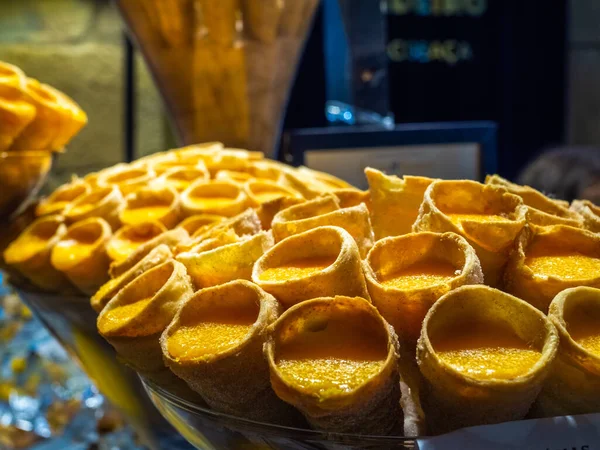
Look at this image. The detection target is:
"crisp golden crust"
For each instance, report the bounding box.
[253,226,370,308]
[486,175,583,229]
[265,296,401,434]
[417,285,558,434]
[161,280,302,424]
[363,231,483,345]
[571,199,600,233]
[414,180,527,288]
[504,225,600,312]
[536,287,600,416]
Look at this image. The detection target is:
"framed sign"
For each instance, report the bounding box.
[284,121,497,190]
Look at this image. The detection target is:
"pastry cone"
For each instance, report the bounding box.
[364,232,483,345]
[571,199,600,232]
[204,148,262,175]
[281,169,329,199]
[98,260,194,390]
[3,214,70,291]
[417,285,558,434]
[50,217,112,295]
[35,178,90,217]
[486,175,583,228]
[156,166,209,192]
[178,214,224,236]
[161,280,301,424]
[106,221,167,263]
[180,179,249,218]
[504,225,600,312]
[177,231,273,289]
[214,169,254,183]
[248,159,288,182]
[265,296,401,434]
[331,188,370,209]
[0,62,36,151]
[170,142,223,161]
[64,185,124,230]
[413,180,527,287]
[91,244,173,314]
[45,85,87,151]
[176,208,262,254]
[535,287,600,416]
[272,196,374,257]
[255,196,305,230]
[365,168,434,240]
[187,228,240,254]
[253,226,369,308]
[9,78,74,151]
[97,164,156,195]
[109,227,189,278]
[120,185,181,229]
[244,179,301,206]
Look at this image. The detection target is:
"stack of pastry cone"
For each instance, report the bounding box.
[265,296,401,434]
[115,0,320,156]
[161,280,302,424]
[417,285,558,434]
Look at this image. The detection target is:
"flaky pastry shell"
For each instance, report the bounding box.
[417,285,558,434]
[161,280,302,424]
[364,232,483,345]
[252,226,369,308]
[265,296,401,434]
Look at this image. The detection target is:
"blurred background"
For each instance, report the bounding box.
[0,0,584,189]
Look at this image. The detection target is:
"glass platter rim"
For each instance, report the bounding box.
[140,376,420,445]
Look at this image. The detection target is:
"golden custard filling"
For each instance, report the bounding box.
[447,213,513,228]
[52,223,103,270]
[167,302,258,360]
[121,205,171,225]
[259,256,337,282]
[380,260,458,290]
[276,318,387,395]
[107,224,165,262]
[98,297,153,335]
[568,308,600,357]
[525,249,600,281]
[432,322,541,380]
[187,196,238,210]
[7,227,56,262]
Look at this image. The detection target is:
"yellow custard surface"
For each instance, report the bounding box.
[447,213,513,227]
[188,197,237,210]
[568,308,600,357]
[8,234,51,262]
[276,318,387,395]
[525,250,600,281]
[121,206,171,225]
[253,190,288,203]
[167,306,257,360]
[51,239,95,270]
[98,297,153,335]
[380,260,458,290]
[259,256,336,282]
[432,322,541,380]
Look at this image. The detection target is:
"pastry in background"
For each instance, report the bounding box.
[3,214,70,291]
[271,195,374,258]
[50,217,112,295]
[64,185,124,230]
[106,221,167,263]
[120,185,180,229]
[35,177,90,217]
[486,174,583,228]
[365,168,434,240]
[571,199,600,233]
[180,179,248,217]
